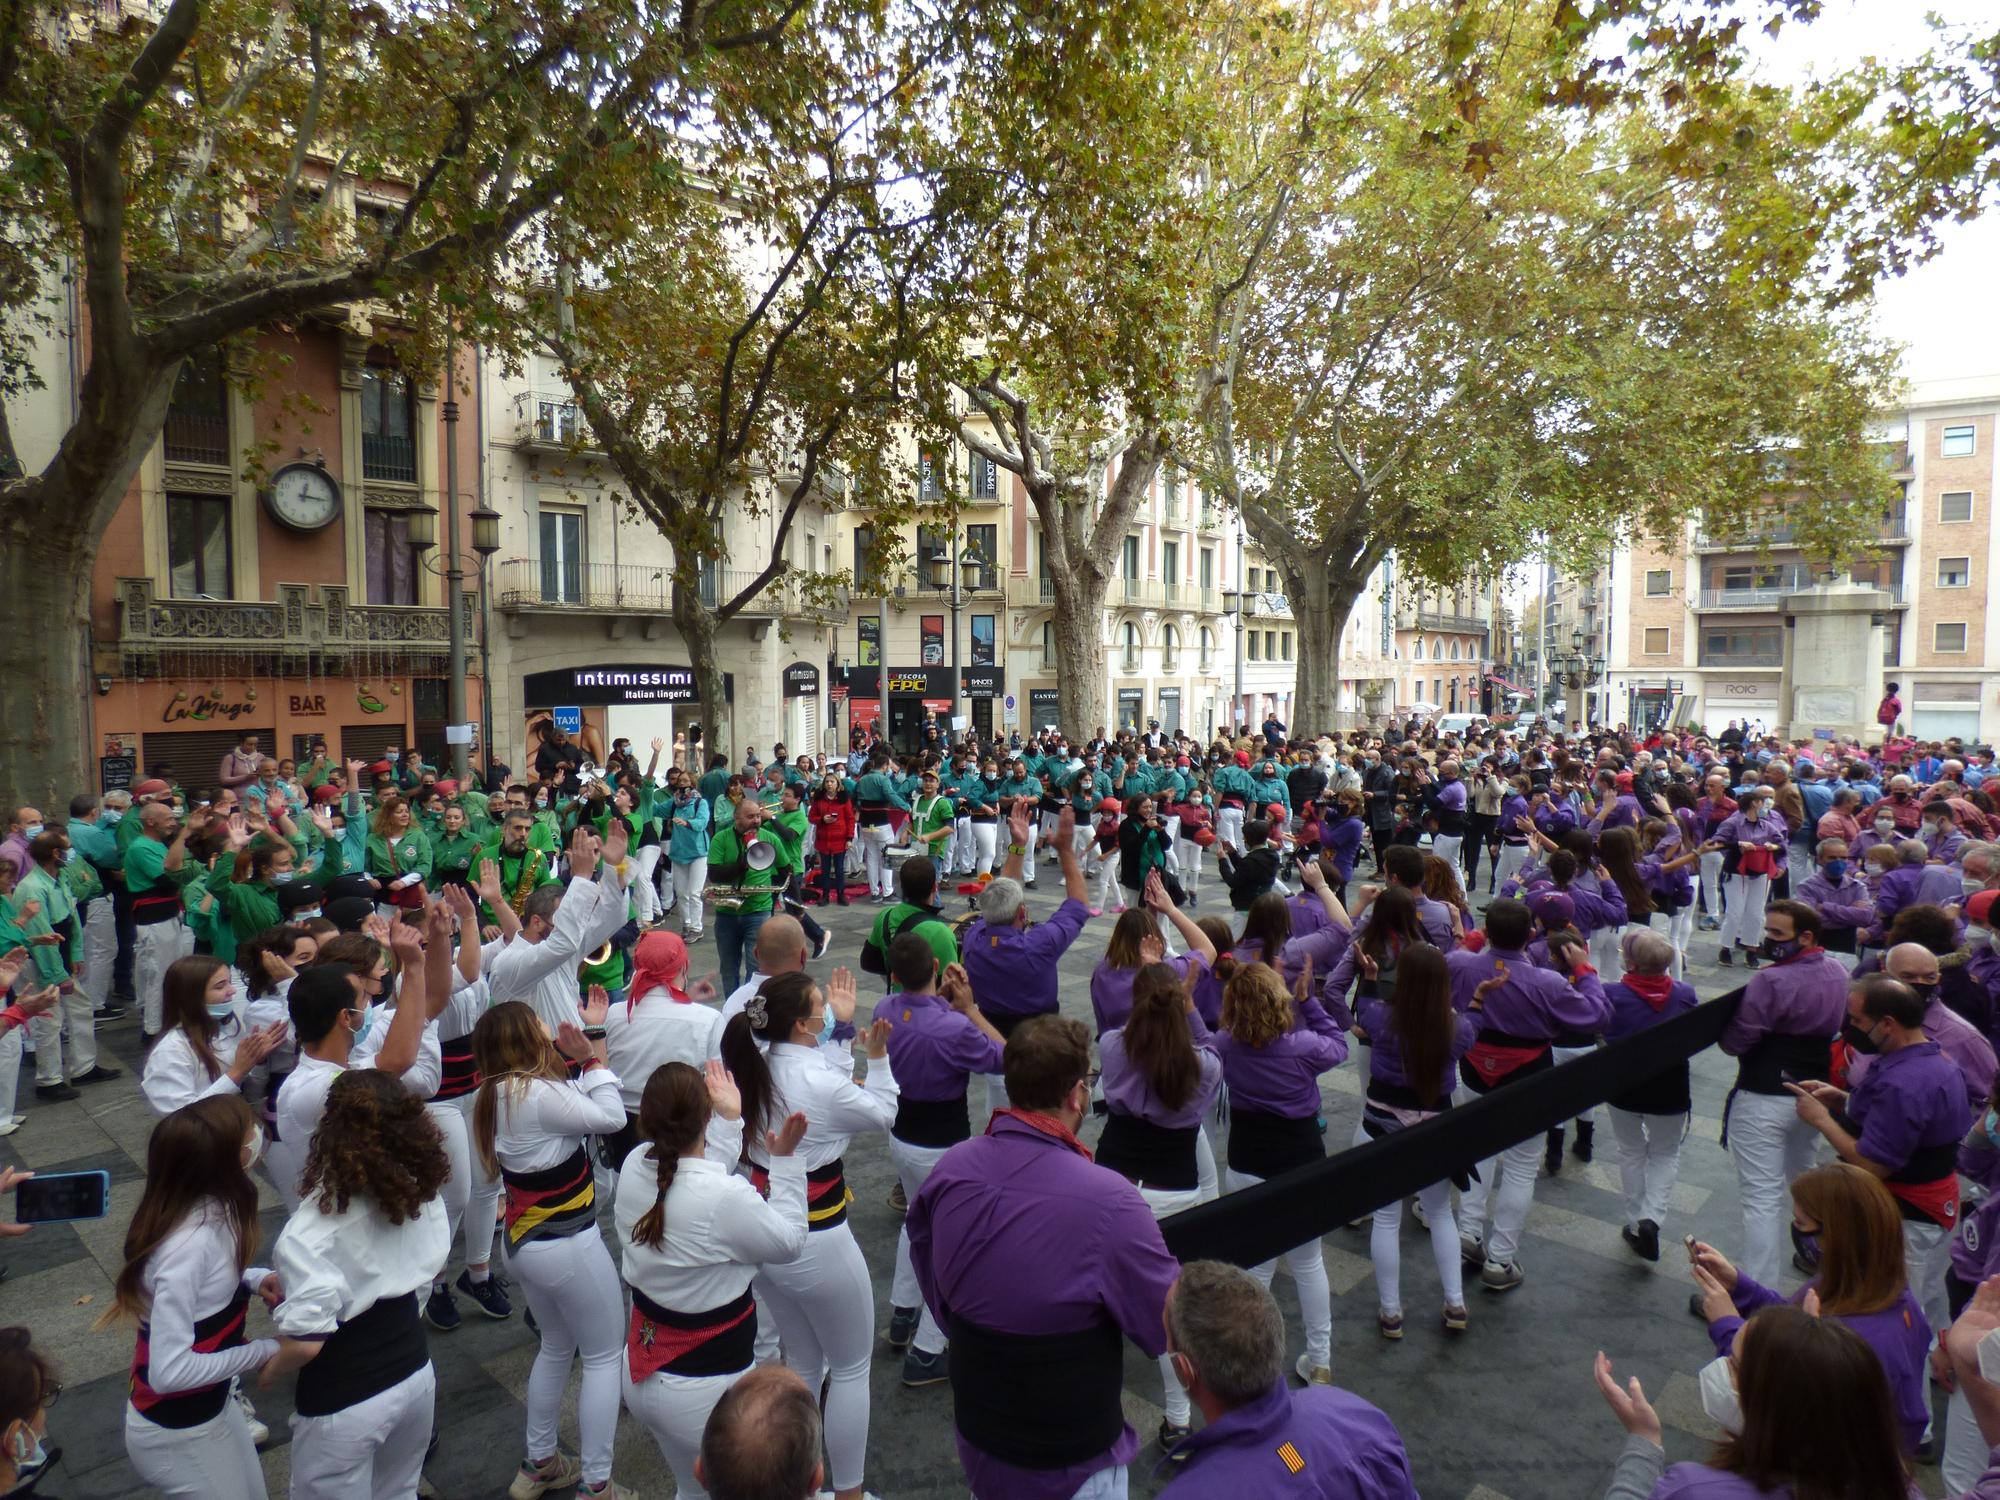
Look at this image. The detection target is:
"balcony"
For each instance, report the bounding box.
[1416,609,1489,633]
[162,408,229,468]
[114,578,471,672]
[1007,574,1057,608]
[1696,649,1783,668]
[1695,578,1906,609]
[774,451,849,506]
[361,431,417,484]
[1694,521,1799,550]
[1198,506,1224,533]
[512,390,601,455]
[493,558,832,620]
[1119,578,1164,605]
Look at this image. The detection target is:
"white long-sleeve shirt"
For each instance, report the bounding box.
[483,875,631,1030]
[134,1203,277,1397]
[604,989,726,1112]
[613,1119,807,1315]
[743,1040,897,1173]
[275,1012,442,1200]
[491,1068,626,1173]
[271,1193,450,1338]
[141,1011,246,1117]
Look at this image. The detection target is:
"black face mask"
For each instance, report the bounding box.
[1841,1019,1882,1055]
[1908,980,1938,1003]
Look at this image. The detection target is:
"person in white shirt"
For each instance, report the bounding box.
[265,1068,453,1500]
[481,825,633,1032]
[615,1058,809,1500]
[472,997,634,1500]
[104,1095,279,1500]
[139,956,284,1118]
[717,915,811,1032]
[718,969,897,1500]
[604,929,724,1148]
[270,913,442,1210]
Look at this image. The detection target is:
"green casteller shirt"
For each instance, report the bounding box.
[851,771,911,813]
[907,794,956,857]
[768,807,810,874]
[706,826,782,915]
[862,900,960,988]
[124,834,197,897]
[430,829,482,884]
[698,768,733,804]
[477,846,559,927]
[216,865,283,944]
[183,867,235,967]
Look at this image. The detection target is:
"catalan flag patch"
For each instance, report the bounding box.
[1277,1441,1305,1474]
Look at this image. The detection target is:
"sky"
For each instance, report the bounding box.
[1754,0,2000,387]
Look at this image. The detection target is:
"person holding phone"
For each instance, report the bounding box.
[105,1096,278,1500]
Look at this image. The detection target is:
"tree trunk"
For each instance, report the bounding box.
[672,586,732,765]
[1283,560,1365,732]
[1049,567,1111,739]
[0,518,99,807]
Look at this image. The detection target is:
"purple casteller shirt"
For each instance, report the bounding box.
[906,1115,1182,1500]
[1843,1038,1974,1173]
[880,990,1005,1104]
[1091,951,1209,1037]
[960,897,1091,1022]
[1214,998,1348,1116]
[1443,945,1611,1038]
[1848,1002,1995,1111]
[1157,1380,1418,1499]
[1099,1009,1222,1128]
[1795,869,1874,932]
[1718,949,1848,1058]
[1354,992,1478,1099]
[1602,975,1700,1043]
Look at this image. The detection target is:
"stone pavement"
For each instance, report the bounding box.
[3,858,1951,1499]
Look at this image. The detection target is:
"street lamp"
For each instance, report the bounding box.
[929,536,987,733]
[470,500,502,776]
[1221,588,1247,738]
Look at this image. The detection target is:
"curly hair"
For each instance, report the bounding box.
[299,1068,448,1224]
[1220,961,1294,1048]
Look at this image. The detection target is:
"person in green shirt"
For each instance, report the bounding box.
[705,799,787,994]
[696,753,733,806]
[125,801,200,1040]
[429,802,482,891]
[213,819,296,944]
[903,770,957,881]
[859,854,959,988]
[365,795,433,905]
[12,831,113,1097]
[851,751,913,901]
[479,810,559,935]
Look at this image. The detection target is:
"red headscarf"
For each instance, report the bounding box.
[628,930,690,1016]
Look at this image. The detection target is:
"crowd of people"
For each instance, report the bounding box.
[18,706,2000,1497]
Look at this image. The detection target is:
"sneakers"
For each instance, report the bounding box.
[508,1453,583,1500]
[1544,1127,1564,1177]
[1086,907,1103,917]
[902,1344,950,1387]
[1717,946,1732,967]
[1459,1234,1485,1268]
[424,1282,461,1331]
[1480,1260,1524,1293]
[457,1268,512,1320]
[887,1181,907,1214]
[1443,1303,1469,1333]
[1742,947,1761,969]
[1378,1311,1404,1341]
[0,1118,21,1138]
[233,1384,269,1447]
[1411,1196,1430,1229]
[578,1483,636,1500]
[1158,1417,1193,1458]
[1571,1121,1594,1163]
[93,1004,128,1022]
[1697,915,1720,931]
[812,928,833,961]
[1623,1219,1661,1262]
[1293,1353,1332,1385]
[71,1064,122,1085]
[34,1083,79,1103]
[1108,903,1127,914]
[886,1305,919,1350]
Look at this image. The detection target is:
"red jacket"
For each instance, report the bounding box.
[810,795,856,855]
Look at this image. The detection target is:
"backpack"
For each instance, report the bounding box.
[860,906,938,976]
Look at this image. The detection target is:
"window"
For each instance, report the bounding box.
[1264,630,1277,658]
[1040,621,1056,668]
[1943,424,1976,458]
[1939,557,1972,589]
[1200,547,1214,590]
[360,368,416,483]
[918,451,943,500]
[1414,637,1425,661]
[1936,622,1969,653]
[1643,627,1670,655]
[1448,639,1460,661]
[1123,535,1141,580]
[163,350,229,466]
[915,525,954,588]
[165,493,232,597]
[1280,632,1293,662]
[1163,624,1180,671]
[1200,627,1214,668]
[364,509,420,605]
[965,524,998,589]
[1122,622,1140,671]
[970,614,995,666]
[853,526,880,589]
[1247,629,1261,661]
[538,509,584,602]
[970,452,998,500]
[1941,491,1974,524]
[1645,569,1672,597]
[1162,542,1179,598]
[1699,626,1781,665]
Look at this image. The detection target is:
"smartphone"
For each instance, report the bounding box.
[1684,1234,1699,1256]
[15,1170,110,1225]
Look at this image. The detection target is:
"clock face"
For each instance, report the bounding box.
[265,463,342,531]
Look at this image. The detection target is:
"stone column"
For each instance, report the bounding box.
[1779,581,1890,743]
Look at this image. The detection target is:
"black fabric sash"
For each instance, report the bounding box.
[893,1093,971,1149]
[947,1314,1125,1470]
[1734,1031,1834,1096]
[1164,989,1744,1268]
[1226,1107,1325,1179]
[434,1034,479,1102]
[294,1292,427,1417]
[130,1285,248,1428]
[1093,1112,1199,1191]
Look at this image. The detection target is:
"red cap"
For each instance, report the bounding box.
[367,759,392,776]
[1098,797,1122,815]
[1968,889,2000,927]
[434,779,459,796]
[1176,756,1191,768]
[1266,803,1286,822]
[1615,771,1635,792]
[1234,750,1251,767]
[310,784,342,805]
[132,778,170,797]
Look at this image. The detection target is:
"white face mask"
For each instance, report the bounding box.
[1874,819,1896,835]
[1697,1355,1742,1433]
[242,1125,265,1170]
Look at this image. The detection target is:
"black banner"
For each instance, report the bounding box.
[1029,688,1059,729]
[961,667,1003,696]
[523,664,733,706]
[1159,989,1745,1268]
[782,662,821,698]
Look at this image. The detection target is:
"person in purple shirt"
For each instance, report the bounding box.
[907,1015,1181,1500]
[1602,929,1700,1263]
[0,806,40,885]
[1717,898,1852,1288]
[1858,943,1999,1111]
[1944,1102,2000,1490]
[1493,777,1536,895]
[1928,802,1971,865]
[1428,761,1468,869]
[1790,973,1975,1358]
[1877,837,1953,931]
[1713,784,1788,968]
[1088,881,1216,1036]
[959,801,1089,1110]
[1276,862,1354,993]
[1096,963,1224,1448]
[879,936,1006,1386]
[1688,1164,1933,1456]
[1351,844,1460,953]
[1588,769,1644,836]
[1352,941,1482,1338]
[1323,885,1424,1032]
[1447,899,1612,1293]
[1214,961,1348,1384]
[1316,791,1367,896]
[1796,837,1874,955]
[1157,1261,1418,1499]
[1188,917,1234,1029]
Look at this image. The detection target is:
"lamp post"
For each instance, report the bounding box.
[470,501,502,781]
[1221,587,1247,737]
[441,334,469,780]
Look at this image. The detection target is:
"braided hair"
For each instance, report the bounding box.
[717,971,819,1139]
[627,1063,711,1250]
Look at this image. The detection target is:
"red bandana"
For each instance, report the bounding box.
[1623,972,1676,1011]
[987,1107,1093,1161]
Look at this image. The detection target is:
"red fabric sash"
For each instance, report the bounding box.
[987,1107,1093,1160]
[1464,1040,1549,1089]
[1886,1174,1959,1229]
[626,1298,755,1383]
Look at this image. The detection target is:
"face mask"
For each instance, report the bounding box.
[1820,859,1848,882]
[1983,1108,2000,1148]
[1841,1018,1882,1055]
[1790,1222,1822,1268]
[242,1125,265,1170]
[818,1007,837,1044]
[1696,1355,1742,1433]
[18,824,40,840]
[206,996,236,1021]
[1874,818,1896,835]
[60,846,77,865]
[1761,936,1801,962]
[271,870,293,885]
[348,1004,377,1048]
[295,907,321,921]
[7,1424,48,1479]
[100,808,123,826]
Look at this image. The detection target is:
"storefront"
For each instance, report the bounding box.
[833,666,955,753]
[781,661,826,759]
[94,673,455,792]
[1700,675,1780,735]
[961,666,1002,742]
[1911,680,1983,743]
[1027,687,1060,735]
[1157,686,1182,737]
[520,663,727,773]
[1117,685,1144,734]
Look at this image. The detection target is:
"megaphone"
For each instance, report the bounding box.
[745,839,779,872]
[577,760,608,793]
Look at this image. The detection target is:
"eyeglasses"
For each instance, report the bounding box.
[39,1380,62,1409]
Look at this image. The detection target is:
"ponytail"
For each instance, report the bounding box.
[721,971,819,1138]
[629,1063,710,1250]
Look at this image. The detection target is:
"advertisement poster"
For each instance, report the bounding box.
[920,614,945,665]
[858,616,881,666]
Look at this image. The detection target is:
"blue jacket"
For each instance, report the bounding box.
[665,792,712,861]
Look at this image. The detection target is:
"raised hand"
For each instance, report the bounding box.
[1354,947,1379,981]
[567,825,600,880]
[939,962,974,1012]
[424,896,453,949]
[1299,859,1325,891]
[1591,1352,1663,1446]
[1007,798,1032,850]
[767,1110,809,1159]
[387,917,426,965]
[475,857,504,906]
[1471,961,1508,1008]
[1056,804,1077,846]
[1292,953,1315,1005]
[553,1021,596,1063]
[602,816,631,871]
[363,912,392,948]
[580,984,611,1028]
[1142,870,1170,913]
[309,805,335,837]
[826,966,857,1023]
[651,737,666,753]
[0,1168,33,1238]
[703,1058,741,1121]
[863,1017,891,1059]
[689,974,719,1002]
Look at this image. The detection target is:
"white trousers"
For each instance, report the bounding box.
[1699,850,1726,921]
[430,1096,499,1274]
[134,919,194,1035]
[1588,926,1625,986]
[1216,807,1245,853]
[1431,833,1463,869]
[288,1362,435,1500]
[1038,810,1062,864]
[1224,1166,1331,1368]
[125,1399,267,1500]
[1905,1218,1951,1354]
[1946,1381,1990,1493]
[859,825,895,898]
[510,1230,626,1486]
[0,1026,21,1126]
[1606,1107,1685,1229]
[1020,817,1038,885]
[673,856,708,935]
[970,821,999,878]
[80,897,116,1012]
[32,981,96,1084]
[623,1364,745,1500]
[889,1137,952,1356]
[1728,1089,1820,1286]
[1093,857,1123,912]
[1455,1086,1542,1267]
[1718,873,1770,953]
[754,1223,874,1493]
[628,863,661,924]
[1175,840,1204,894]
[1553,1043,1596,1127]
[1138,1182,1202,1425]
[1352,1120,1464,1316]
[1493,843,1530,895]
[1664,905,1697,976]
[950,816,974,875]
